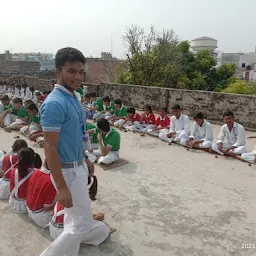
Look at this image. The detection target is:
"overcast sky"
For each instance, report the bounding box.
[0,0,255,58]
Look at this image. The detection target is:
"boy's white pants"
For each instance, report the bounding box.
[211,143,246,155]
[147,128,169,138]
[40,164,109,256]
[3,114,16,126]
[241,152,256,163]
[114,120,134,131]
[27,207,52,228]
[0,178,10,200]
[9,118,25,129]
[94,150,119,164]
[133,122,154,133]
[20,124,41,136]
[159,130,189,145]
[189,138,212,148]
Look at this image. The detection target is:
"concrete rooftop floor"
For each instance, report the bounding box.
[0,123,256,256]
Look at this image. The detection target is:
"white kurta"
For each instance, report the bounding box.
[211,122,246,155]
[159,114,190,145]
[189,120,213,148]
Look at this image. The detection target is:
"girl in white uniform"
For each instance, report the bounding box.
[0,139,28,199]
[9,148,42,213]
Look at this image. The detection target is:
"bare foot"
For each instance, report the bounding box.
[93,212,105,221]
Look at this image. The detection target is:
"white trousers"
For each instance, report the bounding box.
[49,223,64,241]
[27,207,52,228]
[20,124,41,137]
[189,138,212,149]
[10,197,27,214]
[0,178,10,200]
[133,122,154,133]
[147,128,169,138]
[211,143,246,155]
[40,165,109,256]
[9,118,25,129]
[241,152,256,163]
[94,150,119,164]
[159,130,189,145]
[3,114,16,126]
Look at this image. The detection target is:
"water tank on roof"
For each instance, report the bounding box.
[191,36,218,52]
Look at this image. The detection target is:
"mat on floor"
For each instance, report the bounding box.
[95,158,129,170]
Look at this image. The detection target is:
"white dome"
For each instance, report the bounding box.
[191,36,218,52]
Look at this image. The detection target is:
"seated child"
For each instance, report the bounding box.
[26,159,56,227]
[211,111,246,156]
[133,105,155,133]
[115,107,140,130]
[9,148,42,213]
[0,139,28,199]
[186,112,213,149]
[93,96,115,121]
[93,118,120,165]
[13,84,21,99]
[0,97,30,131]
[86,122,99,150]
[147,107,170,137]
[85,92,104,120]
[20,103,41,136]
[0,94,13,126]
[108,99,127,125]
[159,104,190,145]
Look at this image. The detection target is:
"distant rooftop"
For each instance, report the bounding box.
[192,36,217,41]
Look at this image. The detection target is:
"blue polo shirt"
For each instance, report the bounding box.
[40,85,86,163]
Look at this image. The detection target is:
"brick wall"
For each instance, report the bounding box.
[86,82,256,129]
[85,59,120,83]
[0,61,40,72]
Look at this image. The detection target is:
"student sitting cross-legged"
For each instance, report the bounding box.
[159,104,190,145]
[107,99,127,126]
[9,148,42,213]
[0,95,13,127]
[20,103,41,137]
[93,118,120,165]
[133,105,155,133]
[93,96,115,121]
[0,97,30,131]
[147,107,170,137]
[85,92,104,120]
[0,139,28,200]
[115,107,141,130]
[211,111,246,157]
[86,122,99,150]
[186,112,213,149]
[26,159,56,227]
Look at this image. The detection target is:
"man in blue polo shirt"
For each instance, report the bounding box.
[40,47,109,256]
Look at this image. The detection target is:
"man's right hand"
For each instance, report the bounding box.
[56,186,73,208]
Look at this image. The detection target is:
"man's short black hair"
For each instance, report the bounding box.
[194,112,204,119]
[223,111,234,118]
[171,104,181,110]
[36,91,41,96]
[1,94,9,101]
[24,99,34,107]
[114,99,122,105]
[85,93,90,98]
[90,92,97,98]
[161,107,168,112]
[127,107,136,114]
[102,96,110,102]
[12,97,22,104]
[97,118,110,132]
[144,105,152,112]
[55,47,86,69]
[26,103,38,111]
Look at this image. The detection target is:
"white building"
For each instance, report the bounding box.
[191,36,218,53]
